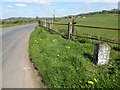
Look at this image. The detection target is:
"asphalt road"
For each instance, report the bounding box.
[0,24,45,88]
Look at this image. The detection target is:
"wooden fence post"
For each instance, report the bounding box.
[68,22,72,39]
[48,21,52,32]
[51,20,53,29]
[42,20,44,27]
[72,19,77,39]
[38,20,41,26]
[43,20,45,27]
[94,42,111,65]
[41,19,43,27]
[44,20,46,27]
[44,20,45,27]
[40,20,42,27]
[39,20,41,26]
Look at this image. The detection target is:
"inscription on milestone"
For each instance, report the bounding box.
[94,43,110,65]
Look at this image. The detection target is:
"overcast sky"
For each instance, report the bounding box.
[0,0,119,19]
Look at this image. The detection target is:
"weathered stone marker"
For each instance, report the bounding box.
[94,43,111,65]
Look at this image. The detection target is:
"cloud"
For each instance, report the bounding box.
[6,3,27,9]
[102,0,119,2]
[84,0,119,3]
[36,0,55,4]
[15,3,27,7]
[6,5,13,8]
[2,0,55,3]
[2,0,120,2]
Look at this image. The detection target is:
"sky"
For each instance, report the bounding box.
[0,0,119,19]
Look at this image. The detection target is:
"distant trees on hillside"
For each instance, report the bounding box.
[101,9,119,14]
[35,16,40,21]
[82,9,119,16]
[64,8,119,18]
[1,17,36,25]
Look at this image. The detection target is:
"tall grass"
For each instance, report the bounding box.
[29,26,120,88]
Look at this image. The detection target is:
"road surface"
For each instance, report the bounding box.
[0,24,45,88]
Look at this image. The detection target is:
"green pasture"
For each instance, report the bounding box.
[51,14,118,41]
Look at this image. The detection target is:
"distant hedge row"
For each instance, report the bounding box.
[1,19,36,25]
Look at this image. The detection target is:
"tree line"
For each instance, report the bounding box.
[64,8,119,18]
[1,17,37,25]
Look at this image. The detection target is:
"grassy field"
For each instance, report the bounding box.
[29,25,120,88]
[51,14,118,42]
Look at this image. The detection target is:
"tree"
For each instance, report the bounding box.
[35,16,39,21]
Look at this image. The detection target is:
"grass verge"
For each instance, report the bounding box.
[29,26,120,88]
[0,25,2,28]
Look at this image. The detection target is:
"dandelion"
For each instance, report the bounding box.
[66,46,70,49]
[94,78,97,82]
[35,40,37,42]
[88,81,94,85]
[57,55,60,57]
[53,39,56,42]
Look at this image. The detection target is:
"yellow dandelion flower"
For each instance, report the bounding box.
[35,40,37,42]
[53,39,56,42]
[67,47,70,49]
[94,78,97,82]
[88,81,94,85]
[66,46,70,49]
[57,55,60,57]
